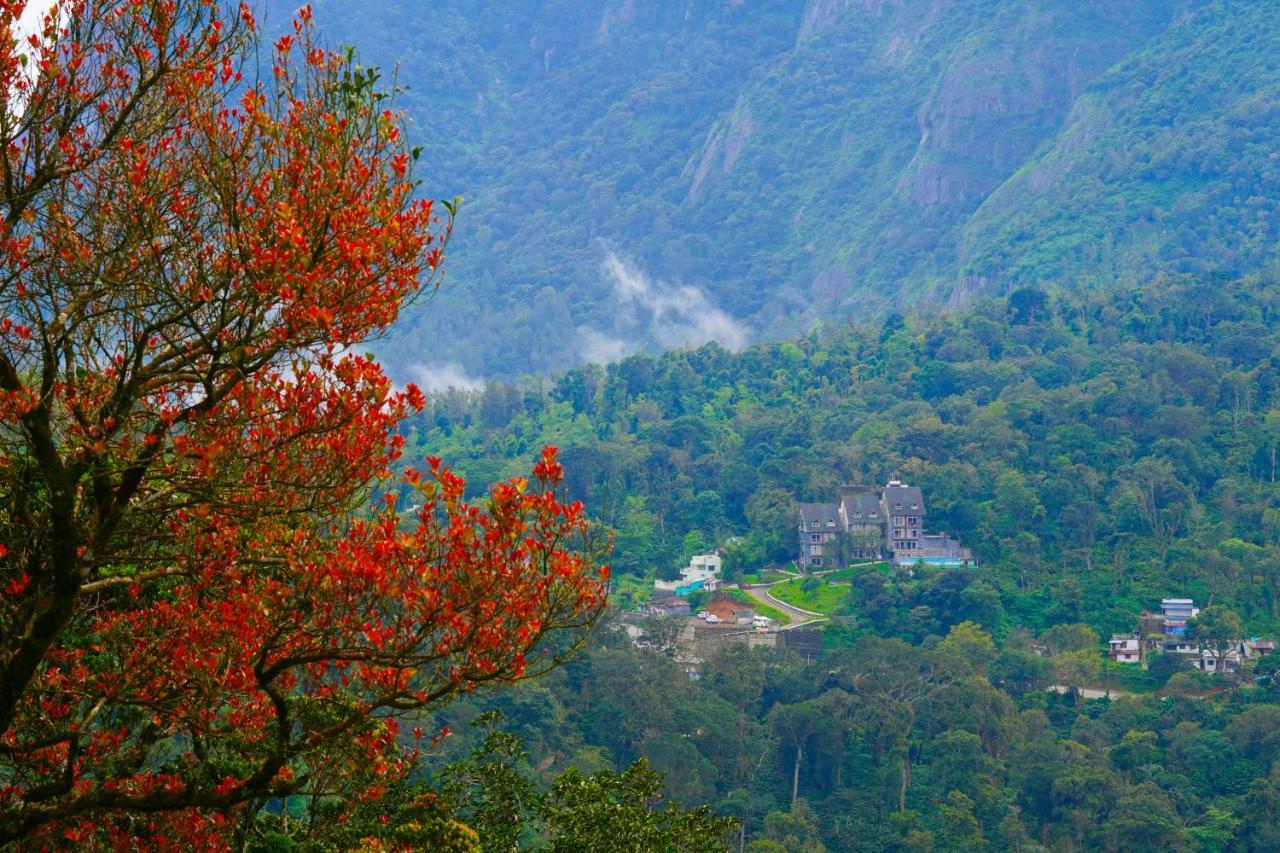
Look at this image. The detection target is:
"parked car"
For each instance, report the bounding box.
[697,611,710,620]
[705,614,719,624]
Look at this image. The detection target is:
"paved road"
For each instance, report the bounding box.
[736,563,882,629]
[811,560,881,577]
[1047,684,1135,700]
[740,579,827,629]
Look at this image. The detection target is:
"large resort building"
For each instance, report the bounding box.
[798,478,972,570]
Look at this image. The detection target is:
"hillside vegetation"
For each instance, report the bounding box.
[276,0,1280,378]
[408,276,1280,641]
[400,273,1280,849]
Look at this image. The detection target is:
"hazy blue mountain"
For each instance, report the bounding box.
[263,1,1280,380]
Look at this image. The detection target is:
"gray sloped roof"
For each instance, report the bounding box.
[799,503,840,527]
[840,492,882,521]
[881,485,925,516]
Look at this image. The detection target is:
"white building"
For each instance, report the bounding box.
[1193,647,1244,674]
[1160,598,1199,637]
[654,552,723,595]
[1109,633,1141,664]
[685,553,722,583]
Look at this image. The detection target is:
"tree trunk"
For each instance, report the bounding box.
[791,744,803,808]
[898,753,911,811]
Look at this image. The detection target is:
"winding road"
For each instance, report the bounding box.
[741,576,828,630]
[739,561,886,629]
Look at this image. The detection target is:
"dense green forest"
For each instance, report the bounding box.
[412,616,1280,851]
[245,4,1280,845]
[408,276,1280,640]
[269,0,1280,378]
[383,276,1280,849]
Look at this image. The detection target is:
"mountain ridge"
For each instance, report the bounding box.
[268,0,1280,380]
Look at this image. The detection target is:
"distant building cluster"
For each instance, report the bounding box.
[1109,598,1275,674]
[637,588,822,665]
[798,478,973,570]
[676,595,822,663]
[647,553,736,621]
[653,553,723,597]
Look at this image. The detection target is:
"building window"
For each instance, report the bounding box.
[810,534,820,543]
[811,558,822,566]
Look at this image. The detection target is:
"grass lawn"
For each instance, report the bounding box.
[724,589,790,626]
[820,562,890,583]
[1099,660,1162,693]
[771,578,849,615]
[741,570,791,585]
[608,574,655,610]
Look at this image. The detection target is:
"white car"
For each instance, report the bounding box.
[697,610,710,620]
[705,614,720,624]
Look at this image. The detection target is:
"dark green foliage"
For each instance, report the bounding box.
[246,784,482,852]
[381,274,1280,847]
[438,712,541,850]
[542,762,736,852]
[409,277,1280,642]
[433,697,737,851]
[409,616,1280,851]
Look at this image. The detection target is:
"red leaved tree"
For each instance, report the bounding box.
[0,1,607,845]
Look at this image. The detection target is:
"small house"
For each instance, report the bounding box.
[1160,599,1199,636]
[1244,639,1276,658]
[1193,647,1243,675]
[1109,633,1141,664]
[649,596,691,618]
[655,552,724,596]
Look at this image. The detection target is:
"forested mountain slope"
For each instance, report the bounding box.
[407,276,1280,849]
[407,276,1280,640]
[267,0,1280,379]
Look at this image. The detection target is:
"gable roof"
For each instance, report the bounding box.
[799,503,840,527]
[881,484,925,516]
[840,492,882,521]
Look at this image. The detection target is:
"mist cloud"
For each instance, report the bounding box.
[578,252,751,363]
[406,361,484,392]
[577,326,633,364]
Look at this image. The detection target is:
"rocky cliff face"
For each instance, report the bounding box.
[678,0,1182,325]
[273,0,1279,378]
